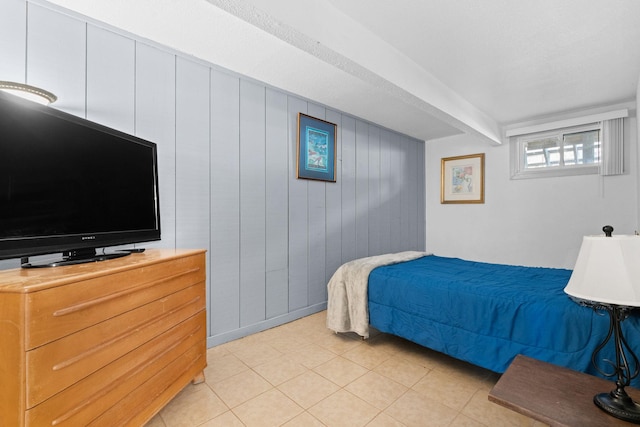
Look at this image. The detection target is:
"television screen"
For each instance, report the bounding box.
[0,91,160,266]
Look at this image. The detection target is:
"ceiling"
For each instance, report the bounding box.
[44,0,640,144]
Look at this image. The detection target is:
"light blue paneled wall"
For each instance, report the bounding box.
[0,0,26,83]
[210,70,241,337]
[0,0,426,346]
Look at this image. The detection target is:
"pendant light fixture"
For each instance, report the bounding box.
[0,81,57,105]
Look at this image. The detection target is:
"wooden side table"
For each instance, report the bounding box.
[489,354,640,427]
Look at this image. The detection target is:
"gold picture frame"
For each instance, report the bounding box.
[441,153,485,204]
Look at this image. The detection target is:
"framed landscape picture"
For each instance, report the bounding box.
[297,113,337,182]
[441,153,485,204]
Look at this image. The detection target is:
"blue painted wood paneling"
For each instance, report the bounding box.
[86,26,135,132]
[417,141,426,250]
[399,136,419,250]
[27,4,85,116]
[405,138,420,250]
[389,132,403,253]
[355,120,370,259]
[288,97,309,311]
[240,79,266,326]
[0,0,25,82]
[368,125,382,255]
[341,116,357,264]
[175,57,211,332]
[134,44,177,250]
[175,58,210,247]
[307,104,328,306]
[325,110,343,282]
[265,88,289,318]
[210,69,241,335]
[1,2,426,346]
[378,129,393,255]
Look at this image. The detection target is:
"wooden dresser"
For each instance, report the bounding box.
[0,249,207,427]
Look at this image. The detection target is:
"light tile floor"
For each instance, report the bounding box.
[146,311,545,427]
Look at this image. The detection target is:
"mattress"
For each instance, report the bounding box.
[367,255,640,384]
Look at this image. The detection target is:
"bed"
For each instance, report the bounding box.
[327,253,640,386]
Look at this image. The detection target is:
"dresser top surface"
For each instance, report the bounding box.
[0,249,206,293]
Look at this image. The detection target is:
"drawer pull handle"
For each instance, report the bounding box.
[51,324,202,426]
[52,268,201,317]
[52,296,201,371]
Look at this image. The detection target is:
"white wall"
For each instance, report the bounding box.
[425,114,638,269]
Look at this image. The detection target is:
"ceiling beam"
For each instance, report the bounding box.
[207,0,502,145]
[37,0,503,144]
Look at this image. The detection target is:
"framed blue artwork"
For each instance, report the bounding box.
[297,113,337,182]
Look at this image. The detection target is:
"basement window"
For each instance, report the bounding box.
[511,123,601,179]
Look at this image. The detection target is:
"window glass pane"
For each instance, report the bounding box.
[563,130,600,165]
[512,123,604,179]
[524,137,560,169]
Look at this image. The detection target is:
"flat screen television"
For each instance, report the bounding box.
[0,91,161,267]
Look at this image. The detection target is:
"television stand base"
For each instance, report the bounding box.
[21,249,131,268]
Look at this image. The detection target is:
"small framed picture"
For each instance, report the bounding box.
[297,113,337,182]
[441,153,485,204]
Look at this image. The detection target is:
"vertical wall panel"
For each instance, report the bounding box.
[288,97,309,311]
[406,138,425,250]
[405,138,419,250]
[86,26,134,132]
[0,0,26,82]
[135,44,176,249]
[341,116,357,264]
[400,138,412,248]
[307,104,327,305]
[175,58,210,248]
[266,269,287,318]
[368,126,381,255]
[307,180,326,305]
[325,109,343,282]
[175,59,210,336]
[175,57,210,330]
[240,79,266,326]
[355,120,369,259]
[211,70,240,335]
[389,133,403,253]
[378,130,393,255]
[27,4,85,116]
[265,88,289,318]
[417,141,426,251]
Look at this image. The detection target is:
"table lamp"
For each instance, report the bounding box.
[564,225,640,423]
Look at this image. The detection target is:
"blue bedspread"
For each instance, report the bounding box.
[368,255,640,385]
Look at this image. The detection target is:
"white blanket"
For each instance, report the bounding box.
[326,251,427,338]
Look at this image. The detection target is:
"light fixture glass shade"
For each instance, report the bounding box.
[565,235,640,306]
[0,81,57,105]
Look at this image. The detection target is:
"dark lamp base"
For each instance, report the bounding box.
[594,389,640,424]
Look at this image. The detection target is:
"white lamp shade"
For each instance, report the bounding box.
[565,235,640,306]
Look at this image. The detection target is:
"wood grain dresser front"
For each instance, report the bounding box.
[0,249,207,427]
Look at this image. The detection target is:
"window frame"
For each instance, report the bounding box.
[510,122,602,180]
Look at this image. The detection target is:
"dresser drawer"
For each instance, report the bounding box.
[25,253,205,349]
[26,311,206,427]
[89,341,206,427]
[26,282,205,408]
